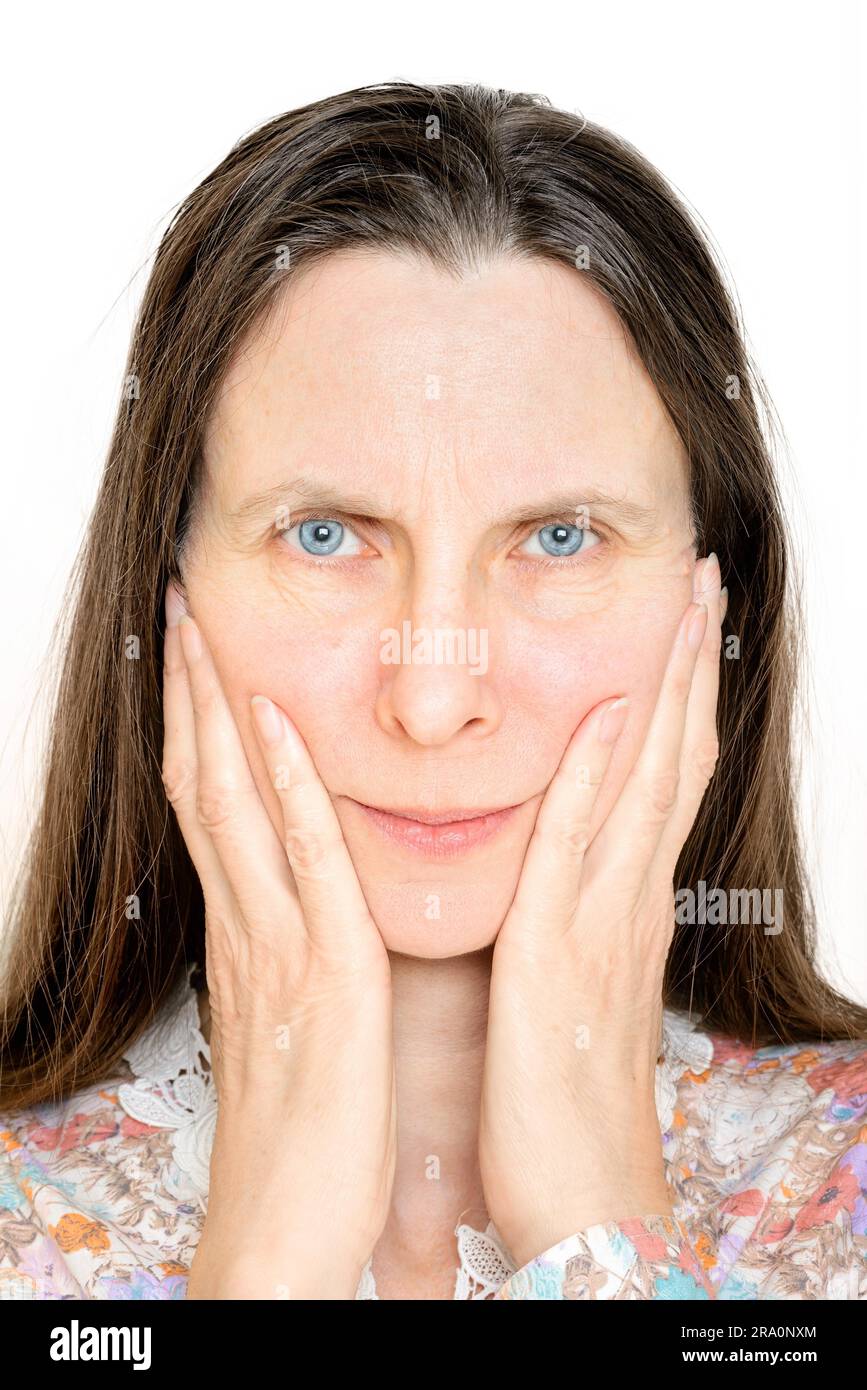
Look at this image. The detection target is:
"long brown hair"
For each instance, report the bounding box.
[3,80,865,1112]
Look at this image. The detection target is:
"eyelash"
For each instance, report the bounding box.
[512,516,608,571]
[275,512,377,572]
[275,511,610,570]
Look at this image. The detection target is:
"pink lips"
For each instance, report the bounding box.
[352,800,521,857]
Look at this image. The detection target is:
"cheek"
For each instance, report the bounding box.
[511,595,687,820]
[197,591,381,811]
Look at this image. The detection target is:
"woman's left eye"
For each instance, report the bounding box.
[517,522,602,559]
[280,517,366,558]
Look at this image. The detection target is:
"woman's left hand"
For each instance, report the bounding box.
[479,554,724,1269]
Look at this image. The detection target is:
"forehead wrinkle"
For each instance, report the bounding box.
[413,434,482,521]
[223,463,671,545]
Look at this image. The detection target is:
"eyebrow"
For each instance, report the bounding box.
[226,475,662,537]
[227,477,387,526]
[499,491,660,535]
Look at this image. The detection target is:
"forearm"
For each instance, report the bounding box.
[186,1109,375,1300]
[186,1216,366,1299]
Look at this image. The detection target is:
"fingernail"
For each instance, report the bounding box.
[599,696,629,745]
[687,603,708,651]
[694,552,720,599]
[165,581,188,628]
[251,695,284,746]
[702,552,721,595]
[177,614,202,662]
[692,558,705,600]
[719,586,729,622]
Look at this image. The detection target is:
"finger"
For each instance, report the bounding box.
[505,695,629,938]
[653,552,723,872]
[176,608,300,926]
[162,583,234,917]
[250,696,376,957]
[586,583,709,892]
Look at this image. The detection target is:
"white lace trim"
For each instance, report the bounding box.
[116,965,714,1298]
[117,965,216,1198]
[356,1220,517,1300]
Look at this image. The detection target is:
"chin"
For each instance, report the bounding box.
[334,795,539,959]
[357,876,515,958]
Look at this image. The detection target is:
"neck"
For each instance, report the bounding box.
[383,945,493,1248]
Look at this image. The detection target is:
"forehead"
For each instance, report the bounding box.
[203,250,688,516]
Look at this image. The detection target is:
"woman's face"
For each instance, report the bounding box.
[182,250,696,957]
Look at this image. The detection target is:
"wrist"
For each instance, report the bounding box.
[500,1182,675,1271]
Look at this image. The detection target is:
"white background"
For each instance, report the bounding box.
[1,0,865,1001]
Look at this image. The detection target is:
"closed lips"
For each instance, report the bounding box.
[350,799,523,857]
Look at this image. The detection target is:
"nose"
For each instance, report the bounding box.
[374,586,503,747]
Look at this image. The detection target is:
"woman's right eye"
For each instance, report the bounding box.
[280,517,366,558]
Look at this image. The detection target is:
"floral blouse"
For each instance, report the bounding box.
[1,964,865,1300]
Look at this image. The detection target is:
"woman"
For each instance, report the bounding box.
[1,80,865,1302]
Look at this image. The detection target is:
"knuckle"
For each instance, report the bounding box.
[196,784,238,832]
[642,769,680,818]
[162,758,196,806]
[284,829,330,871]
[203,909,236,944]
[189,680,217,717]
[670,670,693,705]
[162,651,184,680]
[549,820,591,857]
[692,737,720,784]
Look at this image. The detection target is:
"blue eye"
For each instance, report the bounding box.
[299,519,344,555]
[281,518,365,558]
[519,522,601,559]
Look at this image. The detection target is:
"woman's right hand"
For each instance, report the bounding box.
[161,580,396,1299]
